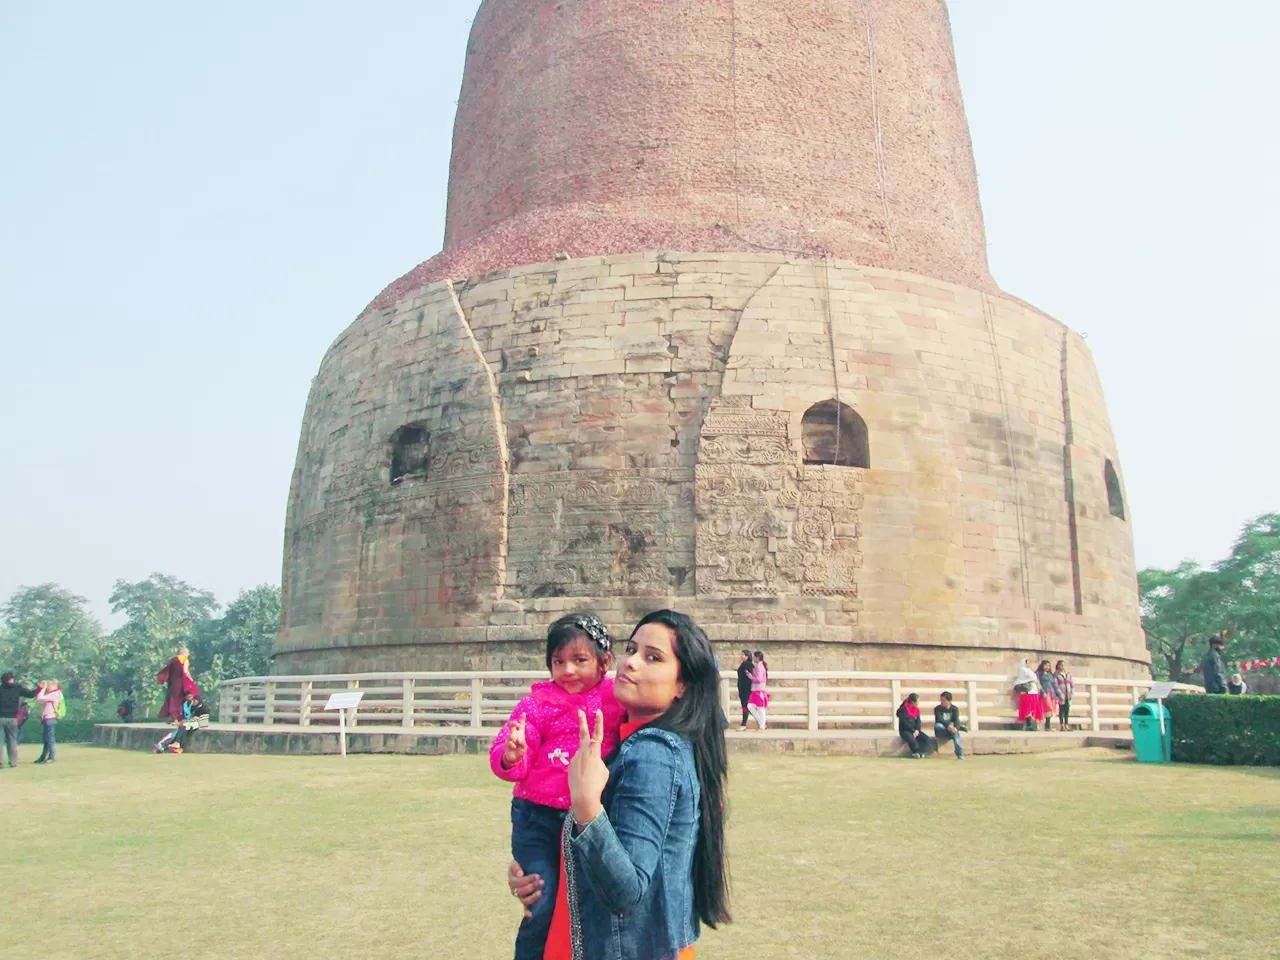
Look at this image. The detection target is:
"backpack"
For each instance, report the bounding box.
[55,696,66,720]
[117,702,128,718]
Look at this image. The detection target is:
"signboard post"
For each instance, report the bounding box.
[324,691,364,757]
[1144,682,1175,758]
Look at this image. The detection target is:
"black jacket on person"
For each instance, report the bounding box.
[1201,647,1228,694]
[0,680,38,718]
[896,702,922,735]
[934,703,962,730]
[735,660,753,699]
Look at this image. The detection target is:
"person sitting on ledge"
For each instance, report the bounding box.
[156,692,200,754]
[896,693,931,758]
[172,693,211,752]
[934,691,967,760]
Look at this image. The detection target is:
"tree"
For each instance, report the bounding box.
[193,584,280,688]
[1139,563,1231,682]
[1142,513,1280,681]
[110,574,218,707]
[0,584,102,693]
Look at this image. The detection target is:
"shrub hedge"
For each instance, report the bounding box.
[17,719,99,744]
[1167,694,1280,766]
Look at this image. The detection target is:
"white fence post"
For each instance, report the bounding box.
[1089,683,1101,732]
[402,678,415,729]
[470,677,483,730]
[263,682,276,726]
[299,681,312,727]
[237,683,248,724]
[966,680,981,732]
[889,679,901,728]
[218,685,231,723]
[806,679,820,731]
[347,678,360,728]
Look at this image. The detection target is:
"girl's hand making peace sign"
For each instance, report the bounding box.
[568,709,609,827]
[501,713,529,769]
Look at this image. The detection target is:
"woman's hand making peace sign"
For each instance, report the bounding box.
[568,709,609,827]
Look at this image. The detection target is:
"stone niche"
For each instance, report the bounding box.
[275,252,1148,679]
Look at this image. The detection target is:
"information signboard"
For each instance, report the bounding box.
[324,690,364,757]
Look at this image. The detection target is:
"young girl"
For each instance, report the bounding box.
[746,649,769,730]
[490,613,624,960]
[35,680,63,764]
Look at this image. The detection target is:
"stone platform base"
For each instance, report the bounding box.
[93,723,1132,758]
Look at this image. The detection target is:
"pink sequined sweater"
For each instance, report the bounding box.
[489,678,624,810]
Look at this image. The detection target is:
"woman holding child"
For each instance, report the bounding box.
[499,610,730,960]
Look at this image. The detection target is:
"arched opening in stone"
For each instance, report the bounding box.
[1104,459,1125,520]
[389,424,430,483]
[802,400,870,468]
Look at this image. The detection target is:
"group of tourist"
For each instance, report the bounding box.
[491,610,728,960]
[1013,658,1074,731]
[0,672,64,767]
[152,647,208,754]
[0,647,208,766]
[734,649,769,731]
[891,658,1076,758]
[895,691,967,759]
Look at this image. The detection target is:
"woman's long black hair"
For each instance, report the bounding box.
[630,609,731,928]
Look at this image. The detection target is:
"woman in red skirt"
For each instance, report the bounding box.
[1014,659,1043,731]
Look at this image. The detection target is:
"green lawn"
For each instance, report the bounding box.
[3,746,1277,960]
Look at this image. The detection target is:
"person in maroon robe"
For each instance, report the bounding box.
[157,648,198,721]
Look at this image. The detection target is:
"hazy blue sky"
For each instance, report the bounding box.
[1,1,1276,623]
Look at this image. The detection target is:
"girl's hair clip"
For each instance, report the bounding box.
[572,614,612,653]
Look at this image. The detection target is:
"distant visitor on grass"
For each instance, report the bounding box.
[1228,673,1247,695]
[34,679,64,764]
[117,687,137,723]
[507,610,731,959]
[0,671,38,768]
[490,613,623,960]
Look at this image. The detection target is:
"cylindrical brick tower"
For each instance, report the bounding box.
[277,0,1148,677]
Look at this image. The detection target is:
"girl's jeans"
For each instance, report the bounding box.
[38,719,56,761]
[511,797,566,960]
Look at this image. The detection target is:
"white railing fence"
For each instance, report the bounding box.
[214,672,1200,735]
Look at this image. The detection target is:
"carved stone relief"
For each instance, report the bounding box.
[695,397,863,599]
[509,469,695,597]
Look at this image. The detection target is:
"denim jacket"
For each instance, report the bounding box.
[561,727,700,960]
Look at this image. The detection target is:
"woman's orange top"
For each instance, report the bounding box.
[543,720,694,960]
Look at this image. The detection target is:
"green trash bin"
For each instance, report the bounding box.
[1129,701,1172,763]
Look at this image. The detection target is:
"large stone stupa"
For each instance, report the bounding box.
[275,0,1148,677]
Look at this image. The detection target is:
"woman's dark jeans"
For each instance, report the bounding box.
[1059,699,1071,726]
[38,719,56,761]
[510,798,566,960]
[899,728,931,756]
